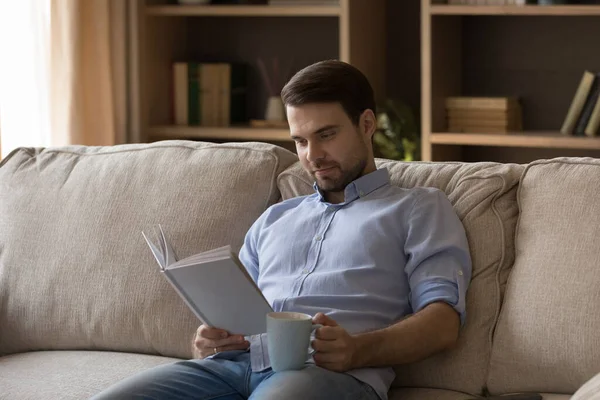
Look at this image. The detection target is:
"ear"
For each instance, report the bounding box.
[359,109,377,141]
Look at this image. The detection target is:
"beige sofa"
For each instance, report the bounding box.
[0,140,599,400]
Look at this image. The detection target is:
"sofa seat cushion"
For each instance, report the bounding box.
[388,388,478,400]
[572,372,600,400]
[389,390,570,400]
[278,159,524,395]
[0,350,180,399]
[0,141,298,359]
[488,158,600,395]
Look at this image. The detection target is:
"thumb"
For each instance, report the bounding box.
[313,312,338,327]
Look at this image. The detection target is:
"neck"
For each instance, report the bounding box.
[325,191,345,204]
[324,161,377,204]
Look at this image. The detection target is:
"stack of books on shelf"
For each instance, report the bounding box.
[268,0,339,5]
[560,70,600,137]
[172,62,247,127]
[445,97,523,134]
[448,0,526,4]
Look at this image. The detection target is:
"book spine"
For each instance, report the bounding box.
[574,74,600,136]
[447,109,514,119]
[220,63,231,126]
[448,126,511,133]
[585,95,600,137]
[560,71,595,135]
[199,64,219,127]
[188,63,201,126]
[162,270,212,327]
[210,64,221,127]
[445,97,517,110]
[173,63,188,125]
[448,119,513,128]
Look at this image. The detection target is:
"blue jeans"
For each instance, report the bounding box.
[90,352,379,400]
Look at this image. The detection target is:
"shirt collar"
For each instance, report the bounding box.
[312,167,390,204]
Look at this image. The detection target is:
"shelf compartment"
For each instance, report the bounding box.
[429,5,600,16]
[149,125,293,142]
[146,5,341,17]
[430,131,600,150]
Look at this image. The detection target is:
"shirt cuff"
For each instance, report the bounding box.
[410,278,466,326]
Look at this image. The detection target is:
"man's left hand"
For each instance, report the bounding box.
[311,312,358,372]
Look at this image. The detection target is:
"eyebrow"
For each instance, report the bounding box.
[290,124,339,141]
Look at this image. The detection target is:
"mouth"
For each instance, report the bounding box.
[314,166,337,176]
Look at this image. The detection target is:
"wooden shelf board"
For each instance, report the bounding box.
[149,125,293,142]
[430,5,600,16]
[430,132,600,150]
[146,5,341,17]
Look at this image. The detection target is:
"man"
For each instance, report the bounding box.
[92,60,471,400]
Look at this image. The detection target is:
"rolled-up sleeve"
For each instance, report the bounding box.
[404,188,472,326]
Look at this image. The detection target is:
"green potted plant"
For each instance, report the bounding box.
[373,98,420,162]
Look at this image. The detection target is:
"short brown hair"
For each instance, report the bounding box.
[280,60,376,126]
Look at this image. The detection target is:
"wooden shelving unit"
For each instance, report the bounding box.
[421,0,600,162]
[431,132,600,150]
[146,5,342,17]
[430,4,600,16]
[149,125,292,142]
[129,0,385,146]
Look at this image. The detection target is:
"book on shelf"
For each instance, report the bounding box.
[585,92,600,137]
[445,96,519,111]
[142,225,273,336]
[173,62,247,127]
[447,108,518,120]
[445,96,522,133]
[447,0,526,4]
[268,0,339,5]
[574,72,600,136]
[560,70,600,137]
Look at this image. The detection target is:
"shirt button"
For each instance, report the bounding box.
[458,270,463,276]
[302,269,309,275]
[359,190,365,196]
[314,235,322,241]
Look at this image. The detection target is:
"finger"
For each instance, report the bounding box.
[199,341,250,359]
[203,334,247,349]
[215,341,250,354]
[199,325,230,340]
[315,326,342,340]
[311,338,343,353]
[312,312,338,327]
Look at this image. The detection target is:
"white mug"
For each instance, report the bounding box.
[266,312,322,372]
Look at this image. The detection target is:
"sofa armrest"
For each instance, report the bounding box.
[572,373,600,400]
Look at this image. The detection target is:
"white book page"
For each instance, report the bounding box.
[142,231,165,269]
[172,246,232,268]
[158,224,177,266]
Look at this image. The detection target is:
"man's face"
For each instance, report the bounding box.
[287,102,374,198]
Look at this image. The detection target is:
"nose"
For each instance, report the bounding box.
[306,141,325,163]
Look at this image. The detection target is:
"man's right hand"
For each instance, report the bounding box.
[192,325,250,359]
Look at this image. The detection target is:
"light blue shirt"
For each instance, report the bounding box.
[238,167,472,400]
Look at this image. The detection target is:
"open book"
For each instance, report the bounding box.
[142,225,273,335]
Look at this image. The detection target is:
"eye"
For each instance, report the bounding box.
[320,131,335,140]
[295,139,307,147]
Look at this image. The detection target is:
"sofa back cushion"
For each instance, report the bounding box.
[487,158,600,395]
[0,141,297,359]
[277,159,524,395]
